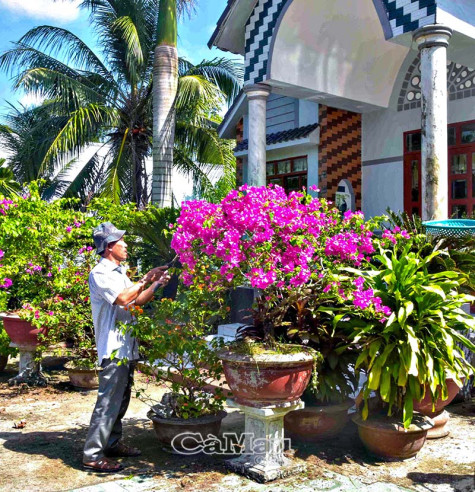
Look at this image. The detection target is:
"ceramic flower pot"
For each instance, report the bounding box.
[218,347,314,407]
[64,362,100,389]
[0,355,8,372]
[285,399,353,441]
[147,410,227,453]
[352,412,433,460]
[1,313,47,347]
[413,378,462,439]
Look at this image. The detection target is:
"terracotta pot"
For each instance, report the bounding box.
[147,410,227,453]
[413,378,461,438]
[0,355,8,372]
[1,313,47,347]
[285,399,353,441]
[352,412,433,460]
[218,347,314,407]
[65,362,100,389]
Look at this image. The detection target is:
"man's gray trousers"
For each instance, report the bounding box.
[83,358,135,462]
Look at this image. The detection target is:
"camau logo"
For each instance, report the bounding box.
[171,432,292,456]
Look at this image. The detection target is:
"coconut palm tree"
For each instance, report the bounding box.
[0,0,241,207]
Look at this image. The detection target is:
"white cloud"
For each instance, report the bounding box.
[18,92,45,108]
[0,0,82,22]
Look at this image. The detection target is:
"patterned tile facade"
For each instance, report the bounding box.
[382,0,436,37]
[318,106,362,209]
[244,0,289,84]
[244,0,438,85]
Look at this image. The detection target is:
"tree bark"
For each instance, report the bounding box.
[152,0,178,207]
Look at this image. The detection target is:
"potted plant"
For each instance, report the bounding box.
[171,185,381,406]
[283,304,360,441]
[0,325,18,372]
[124,290,228,453]
[332,230,475,459]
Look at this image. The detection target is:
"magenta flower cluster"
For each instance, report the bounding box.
[353,277,392,321]
[382,226,410,245]
[0,278,12,289]
[0,199,16,216]
[172,185,377,293]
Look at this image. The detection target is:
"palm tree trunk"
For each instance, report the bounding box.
[152,0,178,207]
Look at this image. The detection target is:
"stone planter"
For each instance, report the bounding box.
[413,378,461,438]
[1,313,48,386]
[147,410,227,453]
[218,347,314,407]
[0,355,8,372]
[352,413,433,460]
[1,313,46,347]
[65,362,100,389]
[285,399,353,442]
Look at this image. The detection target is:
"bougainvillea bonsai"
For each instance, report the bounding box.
[171,185,390,345]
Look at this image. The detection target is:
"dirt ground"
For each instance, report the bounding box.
[0,355,474,492]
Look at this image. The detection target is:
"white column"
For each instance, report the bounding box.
[244,84,271,187]
[413,25,453,221]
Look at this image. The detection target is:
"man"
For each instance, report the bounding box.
[83,222,170,473]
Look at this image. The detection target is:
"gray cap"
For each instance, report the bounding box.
[93,222,126,254]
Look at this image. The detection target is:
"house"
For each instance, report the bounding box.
[209,0,475,220]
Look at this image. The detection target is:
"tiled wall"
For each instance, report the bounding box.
[382,0,436,37]
[318,106,362,209]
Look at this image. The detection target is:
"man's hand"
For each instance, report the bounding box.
[143,266,168,284]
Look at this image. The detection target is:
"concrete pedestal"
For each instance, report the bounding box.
[225,398,306,483]
[8,343,47,387]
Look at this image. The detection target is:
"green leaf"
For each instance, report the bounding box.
[403,395,413,429]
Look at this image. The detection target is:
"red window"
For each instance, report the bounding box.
[404,120,475,218]
[266,156,308,192]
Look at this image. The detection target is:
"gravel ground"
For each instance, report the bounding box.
[0,355,474,492]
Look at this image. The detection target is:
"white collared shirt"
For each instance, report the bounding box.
[89,258,139,364]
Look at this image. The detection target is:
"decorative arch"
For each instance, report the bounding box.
[244,0,438,85]
[398,55,475,111]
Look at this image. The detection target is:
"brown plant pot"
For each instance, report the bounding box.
[470,302,475,314]
[284,399,353,442]
[0,355,8,372]
[352,413,433,460]
[65,363,100,389]
[147,410,227,453]
[413,378,461,439]
[219,348,314,407]
[1,313,47,347]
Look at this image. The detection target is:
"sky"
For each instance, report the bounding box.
[0,0,241,115]
[0,0,241,201]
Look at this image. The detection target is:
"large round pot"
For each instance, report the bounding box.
[413,378,461,438]
[65,362,100,389]
[0,355,8,372]
[1,313,47,347]
[285,399,353,442]
[352,413,433,460]
[147,410,227,453]
[218,348,314,407]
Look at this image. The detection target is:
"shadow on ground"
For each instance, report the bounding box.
[0,416,240,478]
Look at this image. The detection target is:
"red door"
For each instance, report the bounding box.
[448,148,474,218]
[403,154,421,216]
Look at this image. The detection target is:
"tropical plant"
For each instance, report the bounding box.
[330,234,475,428]
[124,289,227,419]
[0,0,242,206]
[0,159,21,197]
